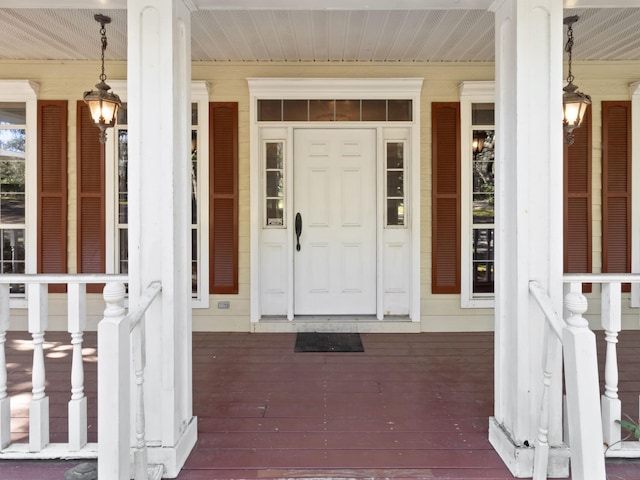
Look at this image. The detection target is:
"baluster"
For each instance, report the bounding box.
[98,282,130,480]
[134,366,148,480]
[533,322,561,480]
[28,283,49,452]
[68,282,88,451]
[132,299,148,480]
[0,284,10,449]
[601,282,622,451]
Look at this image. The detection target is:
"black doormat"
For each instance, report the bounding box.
[294,332,364,352]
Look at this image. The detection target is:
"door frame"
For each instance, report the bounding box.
[248,78,423,324]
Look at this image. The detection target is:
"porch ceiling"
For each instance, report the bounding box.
[0,4,639,63]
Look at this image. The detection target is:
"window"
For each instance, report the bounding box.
[258,99,412,122]
[0,103,26,293]
[114,106,129,276]
[105,81,210,306]
[470,106,495,297]
[386,141,405,226]
[0,81,38,302]
[459,81,495,307]
[264,141,284,227]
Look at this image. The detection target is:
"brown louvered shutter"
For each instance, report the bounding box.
[38,100,68,292]
[564,105,592,292]
[76,102,105,293]
[209,102,238,294]
[432,102,461,294]
[602,101,631,292]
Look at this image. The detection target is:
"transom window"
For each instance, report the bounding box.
[258,99,412,122]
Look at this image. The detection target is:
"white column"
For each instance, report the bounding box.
[488,0,568,477]
[127,0,197,476]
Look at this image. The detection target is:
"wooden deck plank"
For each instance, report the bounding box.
[2,330,640,479]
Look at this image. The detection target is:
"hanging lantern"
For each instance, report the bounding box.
[562,15,591,146]
[83,14,121,143]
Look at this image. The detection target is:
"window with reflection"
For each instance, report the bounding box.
[0,102,26,294]
[114,103,201,297]
[386,142,405,226]
[471,103,495,294]
[265,141,284,227]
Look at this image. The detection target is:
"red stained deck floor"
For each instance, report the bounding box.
[1,331,640,479]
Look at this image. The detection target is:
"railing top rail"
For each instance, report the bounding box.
[563,273,640,283]
[128,281,162,332]
[0,273,128,284]
[529,280,567,340]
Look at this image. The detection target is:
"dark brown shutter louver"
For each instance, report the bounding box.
[432,103,461,294]
[37,101,68,292]
[209,102,238,294]
[602,101,631,292]
[76,101,105,293]
[564,105,592,293]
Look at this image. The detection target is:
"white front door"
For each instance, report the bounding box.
[293,129,377,315]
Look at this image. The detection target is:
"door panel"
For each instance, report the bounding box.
[294,129,376,315]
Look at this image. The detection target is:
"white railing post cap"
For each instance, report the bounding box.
[103,282,126,304]
[565,292,588,328]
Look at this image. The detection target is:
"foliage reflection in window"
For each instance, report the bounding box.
[386,142,405,226]
[265,141,284,227]
[471,124,495,294]
[0,103,26,294]
[114,103,201,297]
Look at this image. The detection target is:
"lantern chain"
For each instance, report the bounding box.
[99,22,108,83]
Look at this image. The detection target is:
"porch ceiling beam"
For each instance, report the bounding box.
[0,0,636,9]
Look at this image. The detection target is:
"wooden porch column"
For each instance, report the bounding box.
[489,0,568,477]
[127,0,197,477]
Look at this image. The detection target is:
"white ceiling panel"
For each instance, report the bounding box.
[0,7,639,62]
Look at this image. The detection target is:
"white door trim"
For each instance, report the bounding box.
[248,78,423,325]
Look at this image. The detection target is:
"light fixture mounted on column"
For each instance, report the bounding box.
[83,14,121,144]
[562,15,591,146]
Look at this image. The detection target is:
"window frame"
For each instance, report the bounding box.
[0,80,38,307]
[459,81,495,308]
[105,80,210,308]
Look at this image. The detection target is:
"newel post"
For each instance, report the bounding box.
[98,282,130,480]
[562,292,606,480]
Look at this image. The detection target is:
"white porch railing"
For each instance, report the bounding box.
[0,274,161,480]
[564,273,640,458]
[99,280,162,480]
[530,280,606,480]
[530,273,640,480]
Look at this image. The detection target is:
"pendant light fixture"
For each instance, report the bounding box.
[562,15,591,146]
[83,14,121,144]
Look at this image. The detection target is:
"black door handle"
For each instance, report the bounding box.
[295,213,302,251]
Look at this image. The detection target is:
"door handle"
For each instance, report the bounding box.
[295,213,302,251]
